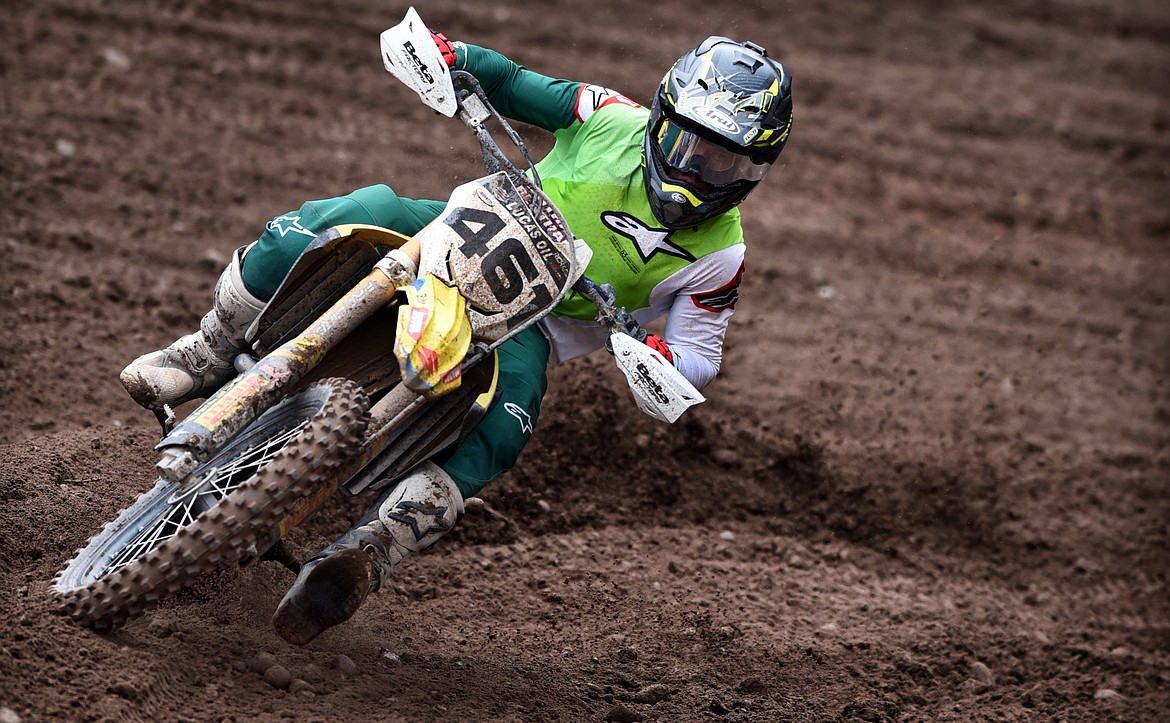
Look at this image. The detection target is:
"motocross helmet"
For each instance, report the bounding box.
[644,36,792,229]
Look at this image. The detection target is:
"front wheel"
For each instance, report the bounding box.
[53,378,370,631]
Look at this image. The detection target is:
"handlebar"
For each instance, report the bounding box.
[450,71,542,190]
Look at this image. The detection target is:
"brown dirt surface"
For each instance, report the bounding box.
[2,0,1168,721]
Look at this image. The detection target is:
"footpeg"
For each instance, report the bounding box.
[153,404,177,437]
[260,540,303,574]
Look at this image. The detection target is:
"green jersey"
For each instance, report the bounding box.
[454,44,747,388]
[233,40,753,496]
[246,43,749,389]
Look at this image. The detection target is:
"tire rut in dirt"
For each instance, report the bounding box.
[53,378,370,631]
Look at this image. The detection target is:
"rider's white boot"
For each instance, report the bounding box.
[272,462,464,645]
[120,248,266,410]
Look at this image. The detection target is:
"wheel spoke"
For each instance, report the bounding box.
[102,420,310,576]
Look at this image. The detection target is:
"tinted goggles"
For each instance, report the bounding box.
[655,118,770,185]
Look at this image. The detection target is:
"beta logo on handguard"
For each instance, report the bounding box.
[634,363,670,404]
[403,41,434,84]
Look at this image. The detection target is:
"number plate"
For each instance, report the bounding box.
[416,173,577,342]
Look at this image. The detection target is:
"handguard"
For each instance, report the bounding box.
[394,273,472,398]
[380,7,457,117]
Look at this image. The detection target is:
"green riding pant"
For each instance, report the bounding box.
[240,184,548,499]
[241,184,446,300]
[439,326,548,499]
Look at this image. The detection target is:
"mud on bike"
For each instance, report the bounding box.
[52,8,701,632]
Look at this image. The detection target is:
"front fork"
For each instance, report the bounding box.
[154,252,417,482]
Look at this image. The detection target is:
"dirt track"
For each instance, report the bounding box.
[2,0,1168,721]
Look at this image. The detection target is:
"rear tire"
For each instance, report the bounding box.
[53,378,369,631]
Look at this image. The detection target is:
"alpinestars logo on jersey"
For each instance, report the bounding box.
[601,211,696,265]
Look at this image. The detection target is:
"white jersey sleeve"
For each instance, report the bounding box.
[539,243,745,390]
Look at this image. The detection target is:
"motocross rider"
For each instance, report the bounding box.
[119,31,793,645]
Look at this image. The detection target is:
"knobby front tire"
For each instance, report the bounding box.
[53,378,370,631]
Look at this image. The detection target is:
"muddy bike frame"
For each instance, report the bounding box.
[150,78,581,562]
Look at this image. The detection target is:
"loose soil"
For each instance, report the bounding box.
[2,1,1168,721]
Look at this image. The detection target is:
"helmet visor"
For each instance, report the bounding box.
[655,118,770,186]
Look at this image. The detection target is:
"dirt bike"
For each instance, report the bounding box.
[52,8,703,631]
